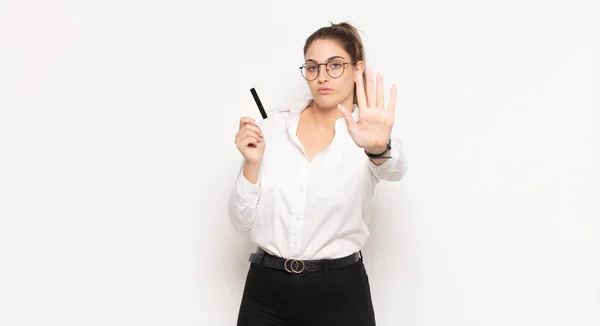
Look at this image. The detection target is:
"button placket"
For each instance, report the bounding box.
[289,161,310,257]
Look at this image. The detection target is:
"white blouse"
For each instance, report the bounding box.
[227,100,408,260]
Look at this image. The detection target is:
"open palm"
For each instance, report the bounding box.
[337,67,397,153]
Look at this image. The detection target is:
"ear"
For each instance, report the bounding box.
[353,61,365,78]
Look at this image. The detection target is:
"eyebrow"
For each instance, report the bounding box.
[305,55,345,63]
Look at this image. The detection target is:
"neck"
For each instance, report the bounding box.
[304,98,354,129]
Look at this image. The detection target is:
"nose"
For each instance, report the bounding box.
[317,64,329,83]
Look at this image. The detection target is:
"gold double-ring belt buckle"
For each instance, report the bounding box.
[284,258,305,274]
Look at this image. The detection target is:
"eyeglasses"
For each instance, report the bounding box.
[299,58,355,81]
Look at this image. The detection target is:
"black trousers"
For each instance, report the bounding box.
[236,253,376,326]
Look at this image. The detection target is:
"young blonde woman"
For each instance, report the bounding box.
[228,22,408,326]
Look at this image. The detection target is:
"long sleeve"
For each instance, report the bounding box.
[367,136,408,181]
[227,160,262,232]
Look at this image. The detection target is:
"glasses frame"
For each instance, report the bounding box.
[299,59,356,81]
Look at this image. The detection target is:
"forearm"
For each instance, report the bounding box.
[369,156,390,166]
[365,142,390,166]
[367,137,408,181]
[228,161,262,232]
[243,161,261,184]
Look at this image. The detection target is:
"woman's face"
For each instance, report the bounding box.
[303,39,363,109]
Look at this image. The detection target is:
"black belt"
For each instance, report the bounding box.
[248,247,362,274]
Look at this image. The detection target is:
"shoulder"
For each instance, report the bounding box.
[256,99,310,127]
[256,108,289,134]
[267,107,293,117]
[253,108,291,134]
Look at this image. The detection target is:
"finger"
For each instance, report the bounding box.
[239,117,257,129]
[237,129,262,143]
[387,83,397,122]
[366,67,376,108]
[355,70,367,110]
[239,136,261,147]
[244,129,263,141]
[242,124,264,138]
[337,104,357,130]
[239,138,256,149]
[376,72,384,110]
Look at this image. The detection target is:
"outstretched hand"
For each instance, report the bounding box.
[337,67,396,154]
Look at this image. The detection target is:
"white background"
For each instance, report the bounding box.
[1,0,599,325]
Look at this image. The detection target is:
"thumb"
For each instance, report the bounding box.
[337,104,356,130]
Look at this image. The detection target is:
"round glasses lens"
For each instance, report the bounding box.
[302,63,319,80]
[326,59,345,78]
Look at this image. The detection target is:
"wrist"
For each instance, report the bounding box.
[365,139,392,160]
[245,160,262,167]
[365,139,391,155]
[365,146,388,155]
[243,161,261,184]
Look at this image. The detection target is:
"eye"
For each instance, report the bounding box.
[306,65,318,71]
[328,60,344,69]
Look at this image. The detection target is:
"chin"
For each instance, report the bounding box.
[312,95,340,109]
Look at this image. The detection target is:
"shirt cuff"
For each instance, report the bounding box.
[368,145,398,169]
[367,138,408,181]
[235,170,262,203]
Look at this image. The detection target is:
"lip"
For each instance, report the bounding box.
[318,88,333,95]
